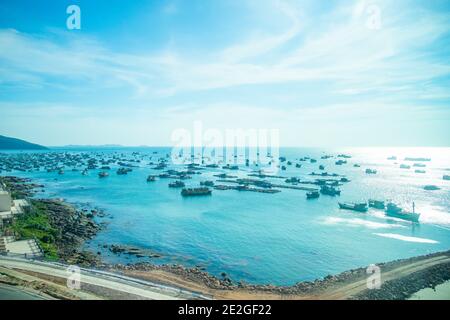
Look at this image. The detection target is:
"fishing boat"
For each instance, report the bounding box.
[181,187,212,197]
[424,185,440,191]
[117,167,132,175]
[368,199,385,209]
[306,191,320,199]
[320,185,341,196]
[338,202,368,212]
[98,171,109,178]
[169,180,185,188]
[385,202,420,222]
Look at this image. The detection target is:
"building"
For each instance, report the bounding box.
[0,188,39,258]
[0,190,12,212]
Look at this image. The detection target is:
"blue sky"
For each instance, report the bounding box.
[0,0,449,146]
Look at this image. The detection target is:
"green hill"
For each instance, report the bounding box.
[0,135,48,150]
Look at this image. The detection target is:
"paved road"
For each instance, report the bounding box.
[0,257,207,300]
[0,285,45,300]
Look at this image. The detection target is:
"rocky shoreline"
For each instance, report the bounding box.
[2,175,449,299]
[110,250,450,299]
[1,176,103,266]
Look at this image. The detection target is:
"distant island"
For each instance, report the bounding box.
[0,134,47,150]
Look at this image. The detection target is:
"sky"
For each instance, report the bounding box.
[0,0,449,147]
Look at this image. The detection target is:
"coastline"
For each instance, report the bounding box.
[1,175,449,300]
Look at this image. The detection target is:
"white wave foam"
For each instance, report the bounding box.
[373,233,438,244]
[323,217,402,229]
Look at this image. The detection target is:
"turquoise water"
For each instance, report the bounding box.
[2,147,450,285]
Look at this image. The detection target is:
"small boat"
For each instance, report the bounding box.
[443,175,450,181]
[146,175,156,182]
[404,157,431,162]
[81,169,88,176]
[335,160,347,165]
[415,170,426,174]
[423,185,440,191]
[181,187,212,197]
[58,169,64,175]
[385,202,420,222]
[339,202,368,212]
[306,191,320,199]
[387,156,397,160]
[169,180,185,188]
[320,185,341,196]
[400,164,411,169]
[117,167,132,175]
[365,168,377,174]
[319,165,325,170]
[368,199,385,209]
[236,185,250,191]
[98,171,109,178]
[353,164,361,167]
[200,180,214,187]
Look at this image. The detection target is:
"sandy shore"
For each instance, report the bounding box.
[108,250,450,300]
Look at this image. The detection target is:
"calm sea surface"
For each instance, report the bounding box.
[3,147,450,285]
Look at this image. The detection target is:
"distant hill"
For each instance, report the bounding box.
[0,135,48,150]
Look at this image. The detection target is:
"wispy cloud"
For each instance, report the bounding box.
[1,1,449,99]
[0,0,449,145]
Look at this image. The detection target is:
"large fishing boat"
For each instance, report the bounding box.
[385,202,420,222]
[320,185,341,196]
[181,187,212,197]
[338,202,368,212]
[306,191,320,199]
[368,199,385,209]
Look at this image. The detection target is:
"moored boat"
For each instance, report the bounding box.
[98,171,109,178]
[368,199,385,209]
[320,185,341,196]
[169,180,185,188]
[181,187,212,197]
[338,202,368,212]
[306,191,320,199]
[385,202,420,222]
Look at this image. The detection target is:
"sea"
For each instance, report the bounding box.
[2,147,450,285]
